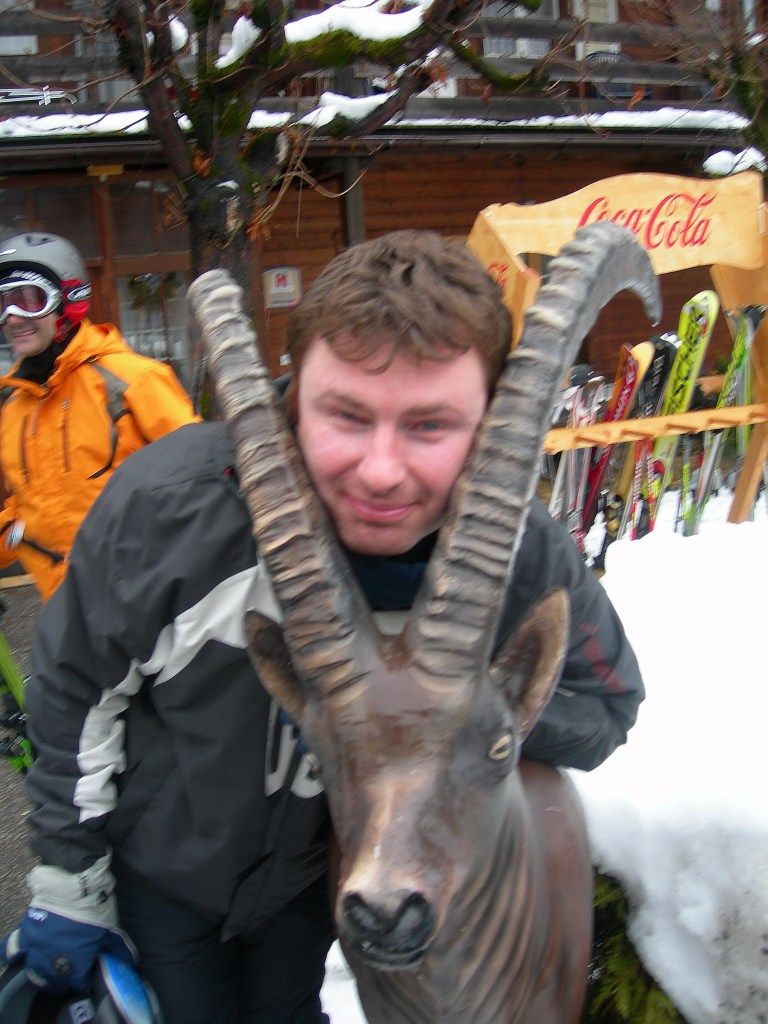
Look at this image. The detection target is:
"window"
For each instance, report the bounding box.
[572,0,619,58]
[117,273,189,384]
[483,0,559,60]
[0,0,37,56]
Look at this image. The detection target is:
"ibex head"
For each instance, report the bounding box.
[187,224,660,970]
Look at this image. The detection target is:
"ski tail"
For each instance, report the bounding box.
[690,304,766,533]
[640,290,720,535]
[580,340,655,534]
[549,372,604,524]
[0,601,31,773]
[560,376,606,555]
[594,335,677,568]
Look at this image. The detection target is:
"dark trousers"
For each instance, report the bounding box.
[115,872,334,1024]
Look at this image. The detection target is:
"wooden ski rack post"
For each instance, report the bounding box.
[467,171,768,523]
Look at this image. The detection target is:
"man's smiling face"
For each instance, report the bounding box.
[3,310,57,359]
[296,337,488,556]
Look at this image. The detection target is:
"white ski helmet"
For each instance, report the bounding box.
[0,232,91,340]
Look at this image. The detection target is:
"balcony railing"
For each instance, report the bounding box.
[0,9,733,114]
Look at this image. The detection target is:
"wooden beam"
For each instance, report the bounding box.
[729,422,768,521]
[112,253,191,275]
[341,157,366,246]
[543,404,768,454]
[711,218,768,522]
[92,180,118,324]
[0,55,123,78]
[452,54,708,88]
[471,15,703,47]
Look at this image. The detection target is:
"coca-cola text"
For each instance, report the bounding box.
[578,192,714,249]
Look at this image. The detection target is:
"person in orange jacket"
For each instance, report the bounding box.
[0,232,199,600]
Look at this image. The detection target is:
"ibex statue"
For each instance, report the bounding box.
[187,222,660,1024]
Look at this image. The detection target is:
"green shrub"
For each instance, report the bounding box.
[582,873,686,1024]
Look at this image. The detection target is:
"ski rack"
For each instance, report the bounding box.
[467,171,768,523]
[543,404,768,453]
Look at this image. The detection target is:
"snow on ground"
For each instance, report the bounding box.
[321,489,768,1023]
[321,942,366,1024]
[574,490,768,1024]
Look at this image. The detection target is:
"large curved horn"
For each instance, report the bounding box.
[186,272,375,698]
[408,222,661,680]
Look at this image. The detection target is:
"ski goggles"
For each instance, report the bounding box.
[0,278,61,325]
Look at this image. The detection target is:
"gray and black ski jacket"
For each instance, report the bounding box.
[25,421,643,933]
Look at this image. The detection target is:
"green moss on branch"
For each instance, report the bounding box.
[450,40,547,92]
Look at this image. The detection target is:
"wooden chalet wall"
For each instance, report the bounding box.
[0,147,734,383]
[257,186,345,377]
[258,145,731,377]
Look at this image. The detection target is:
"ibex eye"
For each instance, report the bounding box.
[488,733,514,761]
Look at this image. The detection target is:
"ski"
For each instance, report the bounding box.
[548,371,604,524]
[549,374,605,556]
[580,340,655,537]
[674,379,711,535]
[545,364,596,503]
[689,304,766,533]
[0,600,31,773]
[594,335,677,568]
[640,290,720,535]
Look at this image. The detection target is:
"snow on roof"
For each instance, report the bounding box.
[390,107,750,133]
[0,102,751,142]
[703,146,767,175]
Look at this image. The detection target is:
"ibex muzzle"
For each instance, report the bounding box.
[188,222,660,1023]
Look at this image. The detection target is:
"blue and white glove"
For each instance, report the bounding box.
[1,855,137,995]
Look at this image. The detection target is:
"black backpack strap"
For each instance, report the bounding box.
[87,360,131,480]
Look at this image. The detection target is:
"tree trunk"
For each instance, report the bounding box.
[184,134,277,313]
[184,174,251,290]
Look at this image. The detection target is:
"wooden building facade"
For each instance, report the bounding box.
[0,2,758,380]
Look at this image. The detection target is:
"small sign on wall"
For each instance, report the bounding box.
[263,266,302,308]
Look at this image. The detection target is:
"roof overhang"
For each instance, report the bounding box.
[0,97,749,176]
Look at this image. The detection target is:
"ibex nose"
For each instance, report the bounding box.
[342,890,436,968]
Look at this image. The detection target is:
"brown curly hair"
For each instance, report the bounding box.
[286,230,512,390]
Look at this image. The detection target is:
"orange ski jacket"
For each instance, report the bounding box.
[0,319,199,600]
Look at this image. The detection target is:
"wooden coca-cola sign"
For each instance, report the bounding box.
[467,171,765,341]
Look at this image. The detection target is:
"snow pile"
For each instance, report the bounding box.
[321,942,365,1023]
[703,147,767,175]
[572,503,768,1023]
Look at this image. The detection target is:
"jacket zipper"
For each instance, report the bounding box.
[19,415,30,483]
[61,399,71,471]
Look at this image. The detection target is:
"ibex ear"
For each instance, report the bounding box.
[245,610,306,725]
[490,589,570,741]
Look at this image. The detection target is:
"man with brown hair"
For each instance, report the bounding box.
[2,231,643,1023]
